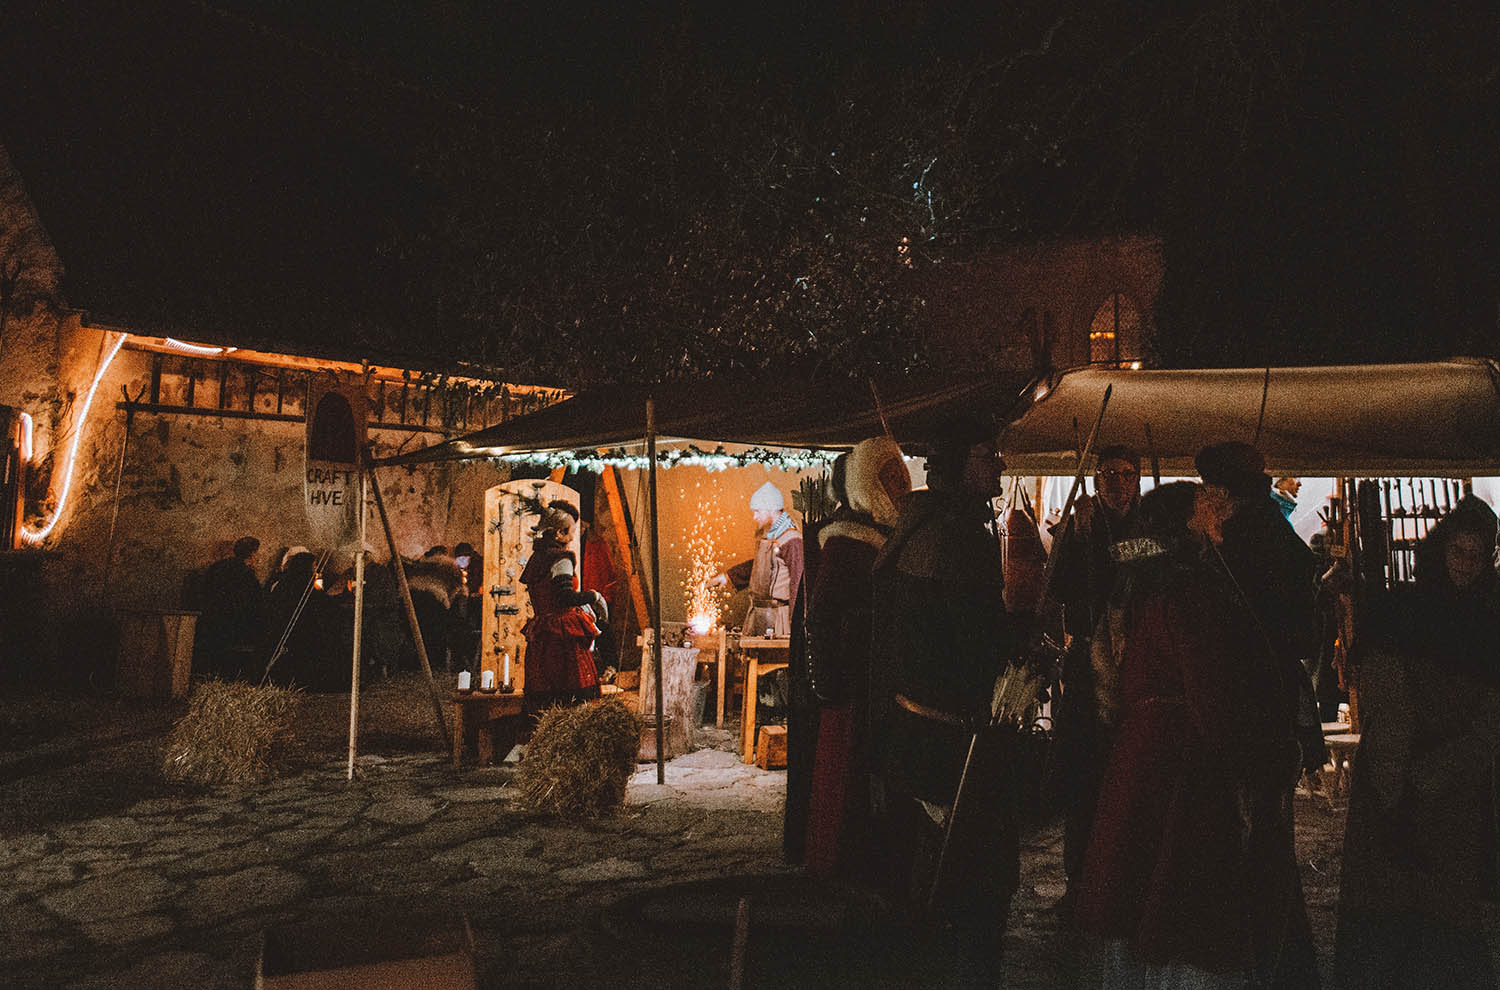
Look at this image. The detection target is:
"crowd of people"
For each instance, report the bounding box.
[188,538,483,691]
[185,426,1500,987]
[771,420,1499,988]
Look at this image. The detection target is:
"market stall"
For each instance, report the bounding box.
[1001,357,1500,733]
[374,371,1037,776]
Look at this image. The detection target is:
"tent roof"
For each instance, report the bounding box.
[376,373,1036,466]
[1001,358,1500,477]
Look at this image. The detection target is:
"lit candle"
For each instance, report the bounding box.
[502,652,510,687]
[481,669,495,691]
[457,671,470,691]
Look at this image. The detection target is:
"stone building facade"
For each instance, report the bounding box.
[924,236,1163,374]
[0,146,566,678]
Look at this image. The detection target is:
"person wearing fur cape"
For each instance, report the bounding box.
[867,417,1029,988]
[520,502,607,711]
[803,436,911,877]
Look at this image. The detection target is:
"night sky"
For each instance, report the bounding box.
[4,1,1498,381]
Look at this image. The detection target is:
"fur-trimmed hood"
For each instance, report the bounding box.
[846,436,909,529]
[818,516,889,551]
[405,555,465,609]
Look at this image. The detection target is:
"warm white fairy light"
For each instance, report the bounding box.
[486,444,838,473]
[21,332,129,545]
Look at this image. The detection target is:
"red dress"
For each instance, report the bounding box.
[803,529,883,877]
[1075,571,1306,975]
[521,546,601,710]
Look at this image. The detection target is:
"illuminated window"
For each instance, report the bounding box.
[1090,292,1142,365]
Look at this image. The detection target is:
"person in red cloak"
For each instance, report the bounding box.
[520,502,607,712]
[803,435,912,878]
[1075,481,1316,988]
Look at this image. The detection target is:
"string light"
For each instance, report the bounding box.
[22,332,129,546]
[483,443,838,473]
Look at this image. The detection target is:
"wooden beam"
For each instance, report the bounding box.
[367,464,449,749]
[116,334,560,395]
[602,465,652,633]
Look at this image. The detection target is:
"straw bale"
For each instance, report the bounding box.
[161,680,300,785]
[514,699,641,818]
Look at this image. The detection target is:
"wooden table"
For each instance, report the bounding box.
[735,636,790,764]
[449,691,525,769]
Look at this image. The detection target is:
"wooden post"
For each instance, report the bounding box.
[646,398,665,784]
[347,470,367,780]
[602,466,652,631]
[366,465,450,748]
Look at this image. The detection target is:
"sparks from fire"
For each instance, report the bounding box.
[683,484,731,636]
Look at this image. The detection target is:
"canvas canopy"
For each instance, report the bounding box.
[1001,358,1500,478]
[375,373,1035,466]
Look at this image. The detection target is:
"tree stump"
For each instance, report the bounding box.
[640,645,700,757]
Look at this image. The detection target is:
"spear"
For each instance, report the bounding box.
[1144,421,1161,487]
[1037,384,1114,612]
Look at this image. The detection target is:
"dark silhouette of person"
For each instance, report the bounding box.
[194,535,264,681]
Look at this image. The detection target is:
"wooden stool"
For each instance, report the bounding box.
[1324,732,1360,797]
[756,725,788,770]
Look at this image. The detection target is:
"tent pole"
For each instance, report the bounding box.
[366,464,450,748]
[347,467,367,781]
[647,397,665,784]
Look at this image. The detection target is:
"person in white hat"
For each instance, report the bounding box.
[712,481,804,637]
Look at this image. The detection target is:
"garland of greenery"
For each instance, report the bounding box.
[486,443,838,473]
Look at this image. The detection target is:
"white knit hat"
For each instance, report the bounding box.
[749,482,784,512]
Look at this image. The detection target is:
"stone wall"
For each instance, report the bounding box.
[0,311,514,677]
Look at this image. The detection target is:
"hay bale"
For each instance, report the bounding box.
[514,699,641,817]
[162,680,299,785]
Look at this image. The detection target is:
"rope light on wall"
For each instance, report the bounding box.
[161,336,236,356]
[21,332,129,546]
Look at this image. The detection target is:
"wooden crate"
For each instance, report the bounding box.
[756,724,788,770]
[116,609,197,700]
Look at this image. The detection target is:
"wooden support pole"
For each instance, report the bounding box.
[366,464,450,749]
[646,398,665,784]
[347,470,367,780]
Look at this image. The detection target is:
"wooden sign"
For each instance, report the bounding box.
[482,479,580,693]
[304,379,369,548]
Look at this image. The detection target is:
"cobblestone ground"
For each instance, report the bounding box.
[1,696,1348,989]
